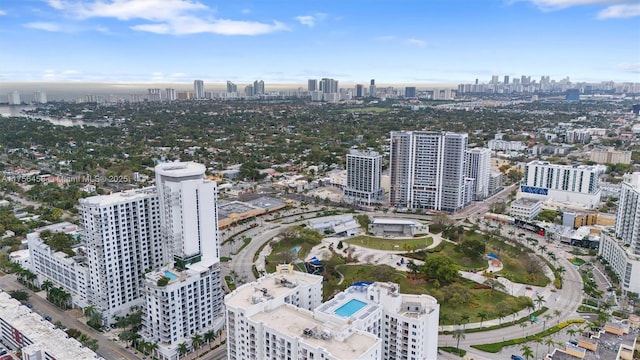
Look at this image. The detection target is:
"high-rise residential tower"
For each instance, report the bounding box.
[390,131,468,212]
[404,86,417,98]
[599,172,640,294]
[33,91,47,104]
[154,162,220,265]
[369,79,376,98]
[79,187,164,321]
[355,84,364,98]
[308,79,318,92]
[465,148,492,200]
[253,80,265,95]
[142,162,224,359]
[165,88,177,101]
[193,80,205,99]
[7,91,20,105]
[344,149,384,206]
[226,81,237,93]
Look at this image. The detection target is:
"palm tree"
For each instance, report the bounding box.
[520,321,528,337]
[191,333,203,355]
[533,336,543,359]
[84,305,95,318]
[538,245,547,254]
[553,309,562,324]
[477,310,488,327]
[545,336,556,354]
[557,266,566,277]
[460,314,470,330]
[521,344,534,360]
[566,327,577,339]
[204,330,216,347]
[177,342,189,358]
[534,294,546,310]
[526,302,536,314]
[147,342,158,358]
[41,279,54,292]
[452,328,465,354]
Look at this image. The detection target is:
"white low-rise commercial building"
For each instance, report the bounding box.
[307,215,359,237]
[368,218,429,237]
[225,267,439,360]
[0,291,100,359]
[509,198,543,220]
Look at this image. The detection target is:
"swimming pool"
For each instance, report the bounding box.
[334,299,367,317]
[164,271,178,280]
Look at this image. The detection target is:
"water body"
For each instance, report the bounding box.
[0,105,112,127]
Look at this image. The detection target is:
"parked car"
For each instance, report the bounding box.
[44,315,52,321]
[511,355,524,360]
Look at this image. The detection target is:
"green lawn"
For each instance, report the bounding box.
[326,264,532,324]
[407,230,551,287]
[345,235,433,251]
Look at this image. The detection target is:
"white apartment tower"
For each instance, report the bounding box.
[344,149,384,206]
[79,187,164,322]
[599,172,640,294]
[33,91,47,104]
[520,160,606,207]
[165,88,177,101]
[465,147,492,200]
[7,91,21,105]
[193,80,205,99]
[154,162,220,265]
[142,162,224,360]
[225,268,440,360]
[390,131,468,212]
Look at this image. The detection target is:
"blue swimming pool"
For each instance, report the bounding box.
[334,299,367,317]
[164,271,178,280]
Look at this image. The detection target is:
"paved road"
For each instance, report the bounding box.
[0,274,138,360]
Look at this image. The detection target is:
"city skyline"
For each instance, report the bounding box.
[0,0,639,84]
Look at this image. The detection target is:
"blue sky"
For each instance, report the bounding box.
[0,0,639,84]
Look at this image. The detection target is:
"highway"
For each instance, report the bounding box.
[0,274,138,360]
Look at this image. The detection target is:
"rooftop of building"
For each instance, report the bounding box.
[218,200,256,219]
[0,291,100,359]
[246,196,286,210]
[79,186,156,206]
[370,217,424,226]
[316,282,438,321]
[511,198,542,206]
[154,161,205,177]
[225,269,322,309]
[348,149,380,157]
[547,320,638,360]
[526,160,607,171]
[32,221,79,234]
[250,305,379,359]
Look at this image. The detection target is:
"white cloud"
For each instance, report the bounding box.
[0,10,6,16]
[23,22,63,32]
[131,17,288,35]
[404,38,427,48]
[294,13,328,27]
[597,3,640,18]
[241,8,251,14]
[46,0,288,35]
[616,62,640,73]
[510,0,640,18]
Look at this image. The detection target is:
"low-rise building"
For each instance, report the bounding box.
[307,215,359,237]
[0,291,100,359]
[545,319,638,360]
[368,218,429,237]
[509,198,542,220]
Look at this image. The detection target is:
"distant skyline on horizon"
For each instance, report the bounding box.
[1,0,639,84]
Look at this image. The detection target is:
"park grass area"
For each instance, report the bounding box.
[407,230,550,287]
[439,347,466,356]
[345,235,433,251]
[471,319,585,353]
[569,257,586,266]
[324,264,532,323]
[264,227,322,273]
